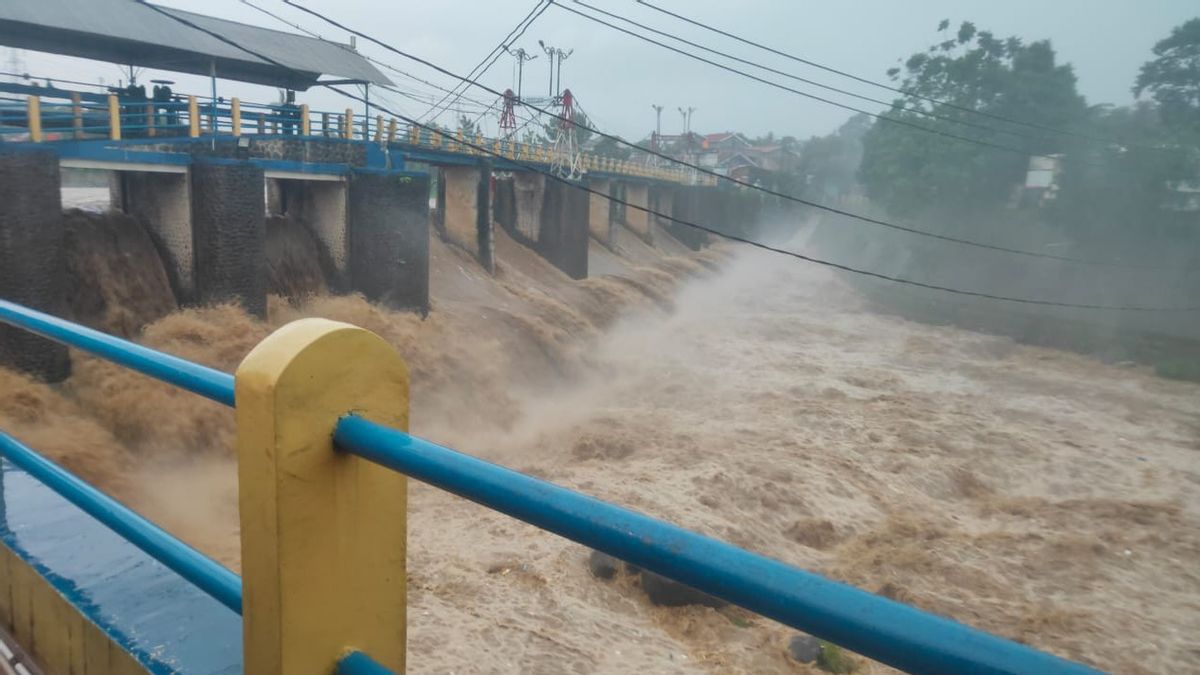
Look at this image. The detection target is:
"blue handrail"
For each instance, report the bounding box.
[0,299,234,405]
[337,652,393,675]
[0,298,1103,674]
[334,415,1099,675]
[0,431,242,613]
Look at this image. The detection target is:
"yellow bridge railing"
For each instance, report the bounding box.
[1,89,715,185]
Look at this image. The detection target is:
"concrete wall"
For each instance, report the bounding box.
[440,166,492,271]
[0,149,70,381]
[651,185,674,231]
[623,182,651,243]
[668,186,717,250]
[587,178,613,248]
[270,178,350,290]
[0,543,149,674]
[348,171,430,312]
[190,161,267,317]
[130,137,367,167]
[121,171,194,301]
[536,180,590,280]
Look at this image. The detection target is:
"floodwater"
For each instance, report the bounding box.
[1,210,1197,673]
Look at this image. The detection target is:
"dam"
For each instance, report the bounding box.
[0,2,1196,674]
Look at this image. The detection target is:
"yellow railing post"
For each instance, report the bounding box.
[71,92,82,139]
[408,125,418,145]
[188,96,200,138]
[387,118,398,144]
[235,319,409,674]
[374,115,384,143]
[231,98,241,136]
[26,96,42,143]
[344,108,353,139]
[301,104,311,136]
[107,94,121,140]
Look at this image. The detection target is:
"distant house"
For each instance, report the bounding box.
[719,151,761,183]
[704,132,752,161]
[745,144,801,173]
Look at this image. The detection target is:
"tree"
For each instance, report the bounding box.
[858,21,1087,220]
[1134,18,1200,137]
[538,110,592,146]
[795,114,872,202]
[456,114,477,138]
[592,134,633,159]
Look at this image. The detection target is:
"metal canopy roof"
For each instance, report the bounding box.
[0,0,392,90]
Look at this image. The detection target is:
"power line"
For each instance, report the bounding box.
[327,85,1200,313]
[420,0,549,123]
[555,2,1086,165]
[571,0,1076,150]
[635,0,1126,147]
[124,1,1200,313]
[280,0,1186,272]
[239,0,494,113]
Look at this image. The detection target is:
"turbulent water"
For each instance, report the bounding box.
[1,207,1197,674]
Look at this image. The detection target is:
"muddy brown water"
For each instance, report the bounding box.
[1,212,1197,673]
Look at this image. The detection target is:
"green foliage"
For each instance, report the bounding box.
[1135,18,1200,137]
[858,21,1087,218]
[456,114,477,138]
[538,110,593,146]
[816,642,857,673]
[795,114,871,202]
[592,133,633,159]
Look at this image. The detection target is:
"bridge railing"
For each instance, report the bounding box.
[1,86,715,185]
[0,297,1099,674]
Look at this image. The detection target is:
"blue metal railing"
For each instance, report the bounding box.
[0,297,1104,675]
[0,432,242,613]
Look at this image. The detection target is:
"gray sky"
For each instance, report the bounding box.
[12,1,1198,141]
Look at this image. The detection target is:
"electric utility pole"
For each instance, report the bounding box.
[678,106,695,134]
[508,47,537,101]
[537,40,573,101]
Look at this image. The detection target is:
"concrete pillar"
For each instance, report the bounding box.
[512,172,544,242]
[623,181,651,243]
[587,177,614,249]
[667,186,714,250]
[121,171,194,301]
[537,179,589,280]
[651,185,674,231]
[0,149,70,381]
[190,160,267,317]
[440,165,492,272]
[348,171,430,312]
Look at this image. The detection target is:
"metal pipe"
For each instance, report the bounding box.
[334,415,1100,675]
[337,651,394,675]
[0,431,242,614]
[0,299,234,406]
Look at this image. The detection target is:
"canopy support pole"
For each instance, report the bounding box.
[210,59,217,148]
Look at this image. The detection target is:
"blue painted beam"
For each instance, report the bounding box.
[0,299,234,406]
[0,431,242,614]
[334,414,1102,675]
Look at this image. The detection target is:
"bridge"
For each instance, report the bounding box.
[0,82,736,380]
[0,4,1110,673]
